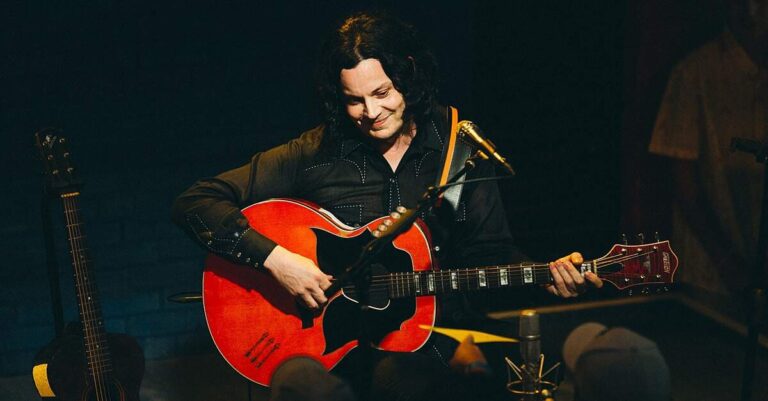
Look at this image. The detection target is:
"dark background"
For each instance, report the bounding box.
[1,0,729,384]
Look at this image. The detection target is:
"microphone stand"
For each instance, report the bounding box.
[730,138,768,401]
[322,151,491,390]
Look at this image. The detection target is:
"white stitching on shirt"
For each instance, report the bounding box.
[432,344,449,367]
[232,227,250,252]
[361,155,367,183]
[393,178,401,208]
[333,203,364,223]
[187,214,212,232]
[415,151,435,177]
[338,158,364,183]
[456,201,467,222]
[432,120,443,145]
[303,162,334,172]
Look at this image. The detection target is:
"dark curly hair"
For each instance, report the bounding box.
[316,12,439,142]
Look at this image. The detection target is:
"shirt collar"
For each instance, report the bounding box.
[337,117,444,158]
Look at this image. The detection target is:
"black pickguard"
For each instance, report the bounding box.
[312,228,418,355]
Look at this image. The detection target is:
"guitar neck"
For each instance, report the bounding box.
[380,245,660,299]
[60,192,114,376]
[383,262,562,299]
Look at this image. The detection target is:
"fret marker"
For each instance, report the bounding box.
[523,267,533,284]
[450,272,458,290]
[580,262,592,275]
[413,274,421,295]
[427,273,435,293]
[500,268,508,286]
[478,270,487,287]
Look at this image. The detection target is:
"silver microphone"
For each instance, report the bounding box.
[457,120,516,175]
[519,309,542,398]
[506,309,560,400]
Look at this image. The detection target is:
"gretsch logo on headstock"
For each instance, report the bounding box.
[662,252,670,273]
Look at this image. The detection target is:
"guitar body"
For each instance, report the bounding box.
[202,199,680,387]
[33,326,144,401]
[203,199,437,387]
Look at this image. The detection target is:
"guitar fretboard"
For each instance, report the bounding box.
[381,263,589,299]
[61,193,114,379]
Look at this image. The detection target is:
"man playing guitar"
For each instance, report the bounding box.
[172,11,602,401]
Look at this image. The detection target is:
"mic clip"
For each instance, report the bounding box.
[506,355,561,401]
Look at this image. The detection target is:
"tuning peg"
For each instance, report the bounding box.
[654,231,661,242]
[620,233,628,245]
[636,233,645,244]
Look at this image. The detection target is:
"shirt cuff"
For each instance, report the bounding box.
[190,215,278,268]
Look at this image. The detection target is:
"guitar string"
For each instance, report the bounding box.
[63,196,109,401]
[359,250,660,285]
[69,196,113,401]
[352,250,664,296]
[356,271,666,296]
[63,196,110,400]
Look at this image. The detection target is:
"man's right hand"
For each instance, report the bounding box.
[263,245,333,310]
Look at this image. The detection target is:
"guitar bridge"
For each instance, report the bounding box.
[244,332,281,369]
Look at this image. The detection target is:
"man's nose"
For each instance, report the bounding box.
[363,98,381,119]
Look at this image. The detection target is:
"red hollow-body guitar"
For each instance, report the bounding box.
[202,199,678,387]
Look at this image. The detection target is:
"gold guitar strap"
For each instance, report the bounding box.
[436,106,473,213]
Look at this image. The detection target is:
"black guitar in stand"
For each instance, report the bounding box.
[32,133,144,401]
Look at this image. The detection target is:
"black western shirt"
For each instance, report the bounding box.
[172,107,525,276]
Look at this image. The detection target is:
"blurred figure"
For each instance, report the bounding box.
[562,323,670,401]
[648,0,768,298]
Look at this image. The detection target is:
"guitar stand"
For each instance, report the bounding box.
[730,137,768,401]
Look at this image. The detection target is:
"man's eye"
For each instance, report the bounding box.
[346,98,361,105]
[375,91,389,98]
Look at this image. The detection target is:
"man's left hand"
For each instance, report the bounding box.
[545,252,603,298]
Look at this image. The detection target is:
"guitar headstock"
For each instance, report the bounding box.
[35,129,82,195]
[593,237,678,294]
